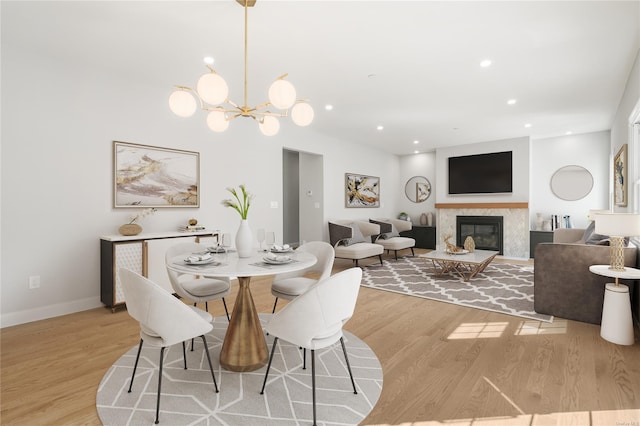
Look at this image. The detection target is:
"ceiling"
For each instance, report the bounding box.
[3,1,639,155]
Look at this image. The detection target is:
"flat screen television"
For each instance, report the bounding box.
[448,151,513,194]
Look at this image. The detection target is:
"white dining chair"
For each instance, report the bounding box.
[270,241,335,313]
[118,268,219,425]
[260,267,362,426]
[165,242,231,321]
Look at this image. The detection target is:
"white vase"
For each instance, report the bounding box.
[235,219,253,258]
[535,213,543,231]
[427,212,433,227]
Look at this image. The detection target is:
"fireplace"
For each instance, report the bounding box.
[456,216,503,254]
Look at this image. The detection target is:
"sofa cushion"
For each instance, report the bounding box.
[581,221,609,245]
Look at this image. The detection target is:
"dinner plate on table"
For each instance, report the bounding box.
[270,248,293,254]
[263,256,293,265]
[446,249,469,255]
[184,257,217,265]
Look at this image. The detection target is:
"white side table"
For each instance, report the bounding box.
[589,265,640,345]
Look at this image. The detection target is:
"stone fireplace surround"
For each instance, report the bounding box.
[435,203,529,259]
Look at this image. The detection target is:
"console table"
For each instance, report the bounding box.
[400,225,436,249]
[100,230,219,311]
[529,230,553,258]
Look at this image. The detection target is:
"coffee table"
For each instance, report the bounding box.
[419,249,499,281]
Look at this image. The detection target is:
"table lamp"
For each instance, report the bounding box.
[594,213,640,271]
[587,209,610,221]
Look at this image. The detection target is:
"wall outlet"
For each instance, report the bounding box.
[270,201,278,209]
[28,275,41,289]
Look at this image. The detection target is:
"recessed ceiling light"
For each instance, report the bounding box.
[507,99,517,105]
[377,125,384,131]
[414,150,419,154]
[480,59,492,68]
[325,105,333,111]
[413,140,419,144]
[524,123,532,128]
[566,131,573,135]
[203,56,214,65]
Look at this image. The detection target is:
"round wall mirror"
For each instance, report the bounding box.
[405,176,431,203]
[550,165,593,201]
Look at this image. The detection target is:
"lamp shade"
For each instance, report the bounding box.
[587,209,610,221]
[594,213,640,236]
[197,72,229,105]
[168,90,197,117]
[291,102,314,126]
[206,108,229,132]
[268,79,296,110]
[259,115,280,136]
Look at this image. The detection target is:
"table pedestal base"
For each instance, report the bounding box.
[220,277,269,371]
[600,283,634,345]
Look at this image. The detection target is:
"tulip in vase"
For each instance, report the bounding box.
[222,185,254,258]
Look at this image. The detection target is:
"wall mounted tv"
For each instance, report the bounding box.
[448,151,513,194]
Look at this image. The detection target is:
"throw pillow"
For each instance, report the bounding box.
[343,223,366,246]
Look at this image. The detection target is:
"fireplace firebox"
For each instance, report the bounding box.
[456,216,503,254]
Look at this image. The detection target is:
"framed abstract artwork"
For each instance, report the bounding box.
[345,173,380,208]
[614,144,627,207]
[113,141,200,208]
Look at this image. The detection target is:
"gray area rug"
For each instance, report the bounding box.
[362,257,553,322]
[97,314,382,425]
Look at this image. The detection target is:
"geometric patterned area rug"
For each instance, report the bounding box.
[97,314,383,425]
[362,257,553,323]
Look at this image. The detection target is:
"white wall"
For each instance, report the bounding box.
[0,41,399,326]
[529,131,610,230]
[398,153,437,223]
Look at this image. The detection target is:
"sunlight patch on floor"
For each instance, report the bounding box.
[366,408,640,425]
[448,322,509,339]
[515,319,568,336]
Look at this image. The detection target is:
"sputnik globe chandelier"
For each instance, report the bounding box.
[168,0,314,136]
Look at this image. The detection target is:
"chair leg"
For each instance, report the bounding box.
[311,349,317,426]
[128,338,143,393]
[155,347,165,424]
[340,337,358,394]
[205,301,209,312]
[378,255,383,265]
[271,297,279,314]
[182,341,187,369]
[191,338,195,352]
[410,247,415,257]
[354,259,359,267]
[200,335,219,393]
[303,348,306,370]
[394,250,398,260]
[260,337,279,394]
[222,298,230,321]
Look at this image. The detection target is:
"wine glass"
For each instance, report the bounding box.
[257,228,266,252]
[222,233,232,251]
[265,231,275,252]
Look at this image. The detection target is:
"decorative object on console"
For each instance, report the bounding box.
[542,220,552,231]
[118,207,157,236]
[464,236,476,252]
[420,213,427,225]
[167,0,313,136]
[614,144,628,206]
[221,185,254,258]
[594,212,640,271]
[427,211,433,226]
[113,141,199,208]
[535,213,543,231]
[345,173,380,208]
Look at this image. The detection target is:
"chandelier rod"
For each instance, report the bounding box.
[243,0,249,111]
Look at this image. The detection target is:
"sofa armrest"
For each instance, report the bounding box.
[553,228,585,243]
[534,242,637,324]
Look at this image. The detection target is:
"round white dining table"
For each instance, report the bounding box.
[167,250,317,372]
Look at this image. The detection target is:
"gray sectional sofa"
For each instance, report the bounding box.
[534,227,639,325]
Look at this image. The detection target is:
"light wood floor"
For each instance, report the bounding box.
[2,251,639,425]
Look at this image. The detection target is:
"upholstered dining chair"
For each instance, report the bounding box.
[118,268,219,425]
[165,242,230,321]
[270,241,335,313]
[260,267,362,426]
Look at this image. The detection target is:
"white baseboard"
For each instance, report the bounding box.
[1,297,103,328]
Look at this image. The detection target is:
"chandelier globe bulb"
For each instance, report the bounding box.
[291,102,314,126]
[268,79,297,110]
[206,108,229,132]
[259,115,280,136]
[168,90,197,117]
[197,72,229,105]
